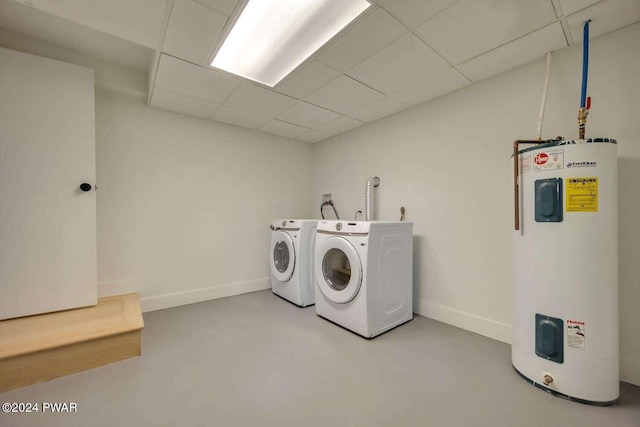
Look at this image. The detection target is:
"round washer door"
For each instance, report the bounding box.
[316,236,362,304]
[271,231,295,282]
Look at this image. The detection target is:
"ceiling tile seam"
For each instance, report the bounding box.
[307,4,411,72]
[156,53,244,105]
[258,120,311,133]
[549,0,575,46]
[344,97,409,120]
[412,9,563,67]
[273,116,318,130]
[345,108,402,124]
[558,16,575,46]
[207,104,222,120]
[151,85,225,107]
[193,0,234,17]
[275,74,342,101]
[296,98,352,117]
[274,55,342,90]
[299,6,380,61]
[205,15,232,66]
[216,79,244,105]
[388,28,473,84]
[377,0,464,31]
[210,107,270,123]
[322,115,365,130]
[153,77,241,107]
[407,27,466,69]
[277,100,340,122]
[453,20,567,66]
[333,74,386,101]
[148,0,176,105]
[314,25,411,73]
[277,99,305,116]
[157,52,281,95]
[265,5,381,89]
[565,0,607,18]
[550,0,562,19]
[204,0,248,67]
[227,81,300,107]
[274,63,343,96]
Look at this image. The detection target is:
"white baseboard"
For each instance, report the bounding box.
[98,279,137,298]
[414,299,512,345]
[415,299,640,386]
[139,278,271,313]
[620,354,640,386]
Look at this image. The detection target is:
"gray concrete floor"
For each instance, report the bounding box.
[1,290,638,427]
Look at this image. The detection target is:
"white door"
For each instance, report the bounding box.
[270,231,295,282]
[0,47,97,320]
[315,236,362,303]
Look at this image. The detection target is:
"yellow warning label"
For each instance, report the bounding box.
[566,177,598,212]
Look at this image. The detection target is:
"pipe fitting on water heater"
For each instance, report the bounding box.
[365,177,380,221]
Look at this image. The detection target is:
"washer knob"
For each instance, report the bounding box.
[336,223,342,231]
[282,221,287,227]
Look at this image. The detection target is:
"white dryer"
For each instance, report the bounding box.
[314,220,413,338]
[270,219,317,307]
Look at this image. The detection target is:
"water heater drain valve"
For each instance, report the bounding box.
[541,371,557,387]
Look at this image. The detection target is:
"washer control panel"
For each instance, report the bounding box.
[318,221,370,234]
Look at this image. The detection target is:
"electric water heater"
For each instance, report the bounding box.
[512,138,619,405]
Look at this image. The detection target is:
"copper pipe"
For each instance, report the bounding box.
[513,139,547,230]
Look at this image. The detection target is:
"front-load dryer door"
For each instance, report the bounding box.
[271,231,295,282]
[316,236,362,303]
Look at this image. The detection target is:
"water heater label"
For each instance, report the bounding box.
[520,153,532,174]
[533,149,564,172]
[567,320,585,350]
[566,177,598,212]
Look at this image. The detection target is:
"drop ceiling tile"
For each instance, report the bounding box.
[150,88,220,118]
[224,83,298,117]
[278,102,341,129]
[212,106,270,129]
[347,33,450,94]
[297,130,333,143]
[275,61,341,99]
[392,67,469,106]
[377,0,461,28]
[317,116,365,136]
[163,0,228,65]
[194,0,239,17]
[306,75,384,114]
[260,120,310,139]
[417,0,557,64]
[458,22,567,82]
[154,54,240,103]
[558,0,602,16]
[316,8,407,72]
[567,0,640,42]
[348,97,407,122]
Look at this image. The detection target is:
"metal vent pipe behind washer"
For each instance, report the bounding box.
[365,177,380,221]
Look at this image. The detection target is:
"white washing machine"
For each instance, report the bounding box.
[314,220,413,338]
[270,219,317,307]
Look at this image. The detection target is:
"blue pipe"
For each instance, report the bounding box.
[580,20,590,108]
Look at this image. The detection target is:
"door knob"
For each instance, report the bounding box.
[79,183,92,192]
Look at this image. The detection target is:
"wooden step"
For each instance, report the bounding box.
[0,293,143,393]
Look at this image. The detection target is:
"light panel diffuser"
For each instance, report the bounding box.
[211,0,371,87]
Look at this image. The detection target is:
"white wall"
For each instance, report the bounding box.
[96,91,315,310]
[314,23,640,385]
[0,28,316,312]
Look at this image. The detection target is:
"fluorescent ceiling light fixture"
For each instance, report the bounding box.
[211,0,370,87]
